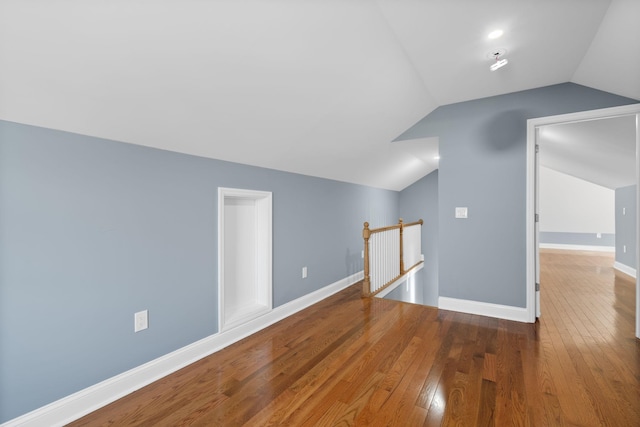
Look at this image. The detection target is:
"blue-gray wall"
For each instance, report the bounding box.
[615,185,637,269]
[0,121,398,422]
[399,169,439,306]
[396,83,638,308]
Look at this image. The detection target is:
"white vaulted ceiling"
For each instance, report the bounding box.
[539,115,637,190]
[0,0,638,190]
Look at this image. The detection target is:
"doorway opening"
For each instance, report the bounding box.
[218,187,272,332]
[526,104,640,338]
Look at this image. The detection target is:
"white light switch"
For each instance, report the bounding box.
[455,207,468,219]
[302,266,308,279]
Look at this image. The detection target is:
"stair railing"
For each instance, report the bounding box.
[362,218,423,297]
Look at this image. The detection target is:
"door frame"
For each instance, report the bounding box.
[525,103,640,338]
[218,187,273,332]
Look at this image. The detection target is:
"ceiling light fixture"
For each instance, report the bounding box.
[488,29,503,39]
[489,51,508,71]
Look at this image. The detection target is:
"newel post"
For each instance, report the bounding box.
[399,218,405,275]
[363,222,371,296]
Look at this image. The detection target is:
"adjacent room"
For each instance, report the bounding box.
[1,0,639,425]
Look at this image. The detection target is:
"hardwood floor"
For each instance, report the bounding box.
[69,250,639,426]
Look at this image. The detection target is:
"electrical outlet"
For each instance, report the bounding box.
[596,233,601,239]
[361,250,364,258]
[134,310,148,332]
[302,266,308,279]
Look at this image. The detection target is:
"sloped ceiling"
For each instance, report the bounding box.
[0,0,638,190]
[539,115,636,190]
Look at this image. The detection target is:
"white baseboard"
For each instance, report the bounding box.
[614,262,637,279]
[539,243,615,252]
[2,271,363,427]
[438,296,530,323]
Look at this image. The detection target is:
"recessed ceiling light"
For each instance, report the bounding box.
[488,29,504,39]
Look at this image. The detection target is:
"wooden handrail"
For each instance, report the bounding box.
[366,219,423,235]
[362,218,423,297]
[402,219,424,228]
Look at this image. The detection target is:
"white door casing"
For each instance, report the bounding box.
[534,129,541,318]
[526,104,640,339]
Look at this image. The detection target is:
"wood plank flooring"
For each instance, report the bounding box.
[69,249,639,426]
